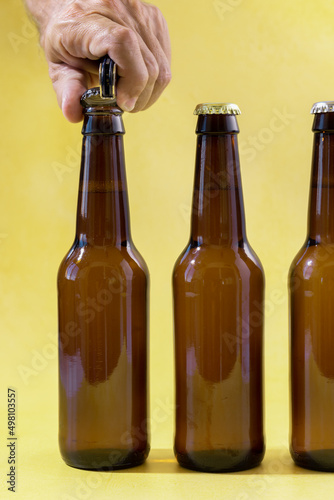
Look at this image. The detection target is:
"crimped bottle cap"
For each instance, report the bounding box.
[80,87,120,109]
[311,101,334,114]
[194,103,241,115]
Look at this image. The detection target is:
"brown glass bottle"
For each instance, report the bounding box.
[289,101,334,471]
[173,103,265,472]
[57,89,149,470]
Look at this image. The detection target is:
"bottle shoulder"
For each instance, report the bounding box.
[58,241,149,282]
[173,242,264,280]
[289,240,334,277]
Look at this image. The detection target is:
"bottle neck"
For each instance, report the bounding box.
[190,116,246,246]
[308,116,334,244]
[76,108,131,246]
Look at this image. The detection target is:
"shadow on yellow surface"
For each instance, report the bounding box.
[115,448,326,476]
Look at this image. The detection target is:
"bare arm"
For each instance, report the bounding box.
[25,0,172,122]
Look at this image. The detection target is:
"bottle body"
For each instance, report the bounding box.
[58,100,149,470]
[290,109,334,471]
[173,108,265,472]
[174,245,264,472]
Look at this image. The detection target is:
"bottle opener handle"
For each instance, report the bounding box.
[99,56,117,100]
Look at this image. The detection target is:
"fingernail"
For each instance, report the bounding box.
[61,94,66,111]
[122,98,137,112]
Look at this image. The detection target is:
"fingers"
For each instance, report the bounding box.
[47,17,151,112]
[130,33,171,112]
[43,1,172,118]
[49,63,97,122]
[96,2,172,111]
[115,37,158,112]
[104,24,171,112]
[111,4,172,112]
[142,3,172,65]
[104,25,150,111]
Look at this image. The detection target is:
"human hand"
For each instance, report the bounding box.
[29,0,171,122]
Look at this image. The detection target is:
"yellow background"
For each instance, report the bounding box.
[2,0,334,498]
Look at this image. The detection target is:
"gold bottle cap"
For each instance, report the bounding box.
[194,103,241,116]
[80,87,120,108]
[311,101,334,114]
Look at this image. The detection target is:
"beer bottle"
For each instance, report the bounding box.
[57,88,149,470]
[173,103,265,472]
[290,101,334,471]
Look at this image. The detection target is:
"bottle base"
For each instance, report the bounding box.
[291,449,334,472]
[175,448,264,473]
[61,447,149,471]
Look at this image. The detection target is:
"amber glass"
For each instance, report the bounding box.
[173,112,265,472]
[289,112,334,471]
[57,102,149,470]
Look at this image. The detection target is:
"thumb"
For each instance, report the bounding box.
[48,63,96,123]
